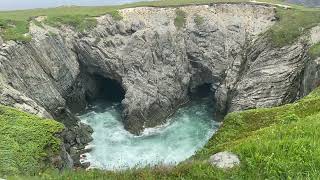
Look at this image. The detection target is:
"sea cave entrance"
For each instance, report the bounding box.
[188,83,213,99]
[78,78,219,170]
[87,74,125,103]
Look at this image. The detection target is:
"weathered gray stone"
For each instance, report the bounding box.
[209,152,240,169]
[0,3,319,167]
[75,4,277,133]
[0,80,52,118]
[0,4,313,134]
[301,57,320,96]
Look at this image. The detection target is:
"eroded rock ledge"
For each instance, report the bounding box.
[0,3,319,165]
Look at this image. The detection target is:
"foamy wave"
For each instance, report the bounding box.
[78,100,220,170]
[140,120,172,137]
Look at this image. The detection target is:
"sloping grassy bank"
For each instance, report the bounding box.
[0,106,64,176]
[6,87,320,179]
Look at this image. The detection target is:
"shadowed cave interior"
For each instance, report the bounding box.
[87,74,125,103]
[188,83,213,99]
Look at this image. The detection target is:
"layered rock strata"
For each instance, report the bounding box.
[0,3,319,165]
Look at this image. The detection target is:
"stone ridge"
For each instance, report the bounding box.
[77,3,276,133]
[0,3,318,165]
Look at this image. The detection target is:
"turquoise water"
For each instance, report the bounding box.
[79,99,220,170]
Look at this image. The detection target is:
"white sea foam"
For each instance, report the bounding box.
[79,100,220,170]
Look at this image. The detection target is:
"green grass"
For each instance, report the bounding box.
[0,19,31,42]
[0,0,320,45]
[32,20,44,28]
[0,105,64,176]
[196,86,320,159]
[229,113,320,179]
[174,9,187,29]
[0,0,291,42]
[308,42,320,59]
[44,15,97,32]
[2,0,320,178]
[6,87,320,179]
[267,7,320,47]
[194,14,204,26]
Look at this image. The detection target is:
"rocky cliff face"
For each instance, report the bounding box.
[76,4,277,133]
[0,3,319,165]
[301,26,320,96]
[0,24,94,166]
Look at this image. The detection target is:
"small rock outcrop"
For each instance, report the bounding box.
[209,152,240,169]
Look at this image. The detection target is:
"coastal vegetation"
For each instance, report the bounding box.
[174,9,187,29]
[0,0,320,47]
[194,14,205,26]
[309,42,320,58]
[1,0,320,179]
[0,106,64,176]
[3,86,320,179]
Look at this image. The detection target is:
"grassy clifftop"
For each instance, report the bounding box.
[193,86,320,178]
[0,0,320,48]
[7,87,320,179]
[0,106,64,176]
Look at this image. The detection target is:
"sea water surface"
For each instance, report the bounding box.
[79,99,220,170]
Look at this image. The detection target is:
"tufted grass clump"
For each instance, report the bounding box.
[0,19,31,42]
[267,7,320,47]
[174,9,187,29]
[308,42,320,59]
[45,15,97,32]
[0,105,64,176]
[194,14,204,26]
[109,10,123,21]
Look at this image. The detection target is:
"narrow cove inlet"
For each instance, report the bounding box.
[2,0,320,178]
[78,98,220,170]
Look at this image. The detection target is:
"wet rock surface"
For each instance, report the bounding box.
[0,3,319,167]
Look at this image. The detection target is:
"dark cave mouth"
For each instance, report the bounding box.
[77,76,221,170]
[188,83,213,99]
[78,85,220,170]
[87,74,125,104]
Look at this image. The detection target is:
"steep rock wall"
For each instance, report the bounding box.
[0,24,93,166]
[0,3,317,157]
[76,4,277,133]
[301,26,320,96]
